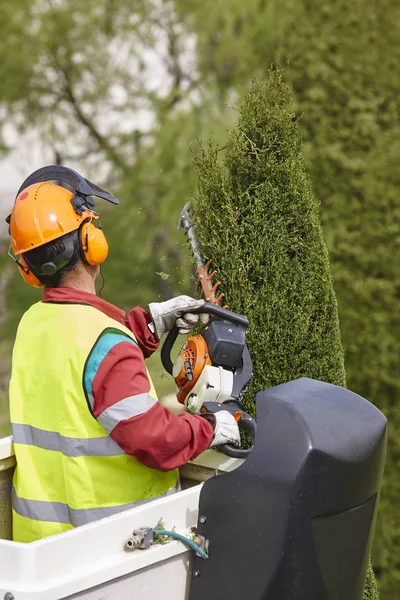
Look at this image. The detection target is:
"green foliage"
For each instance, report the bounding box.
[101,103,231,311]
[152,518,176,545]
[271,4,400,595]
[174,0,289,98]
[190,70,377,600]
[191,73,346,411]
[0,0,39,108]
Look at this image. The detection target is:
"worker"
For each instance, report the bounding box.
[6,165,240,543]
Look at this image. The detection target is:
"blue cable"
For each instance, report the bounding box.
[154,529,208,560]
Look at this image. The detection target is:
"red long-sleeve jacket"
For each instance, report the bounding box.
[43,288,214,471]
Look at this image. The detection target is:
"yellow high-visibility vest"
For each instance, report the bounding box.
[9,301,179,543]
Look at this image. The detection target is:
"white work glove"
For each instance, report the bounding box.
[148,295,210,341]
[207,411,241,449]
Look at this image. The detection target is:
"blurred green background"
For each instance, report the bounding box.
[0,0,399,597]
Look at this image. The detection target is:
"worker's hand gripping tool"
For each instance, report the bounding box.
[161,302,256,459]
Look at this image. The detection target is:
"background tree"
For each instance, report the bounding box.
[277,5,400,594]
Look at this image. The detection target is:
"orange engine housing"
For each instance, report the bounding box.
[173,333,212,404]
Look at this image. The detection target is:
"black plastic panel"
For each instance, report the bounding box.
[189,378,387,600]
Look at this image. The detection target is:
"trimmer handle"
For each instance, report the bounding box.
[195,302,249,328]
[202,400,256,459]
[160,303,249,375]
[160,327,180,376]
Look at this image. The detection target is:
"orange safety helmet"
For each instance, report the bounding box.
[6,165,119,287]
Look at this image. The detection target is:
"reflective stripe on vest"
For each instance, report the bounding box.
[10,301,179,542]
[12,423,124,457]
[12,482,180,526]
[95,392,158,434]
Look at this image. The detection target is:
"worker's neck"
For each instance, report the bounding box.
[59,265,98,295]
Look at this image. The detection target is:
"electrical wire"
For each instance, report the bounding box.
[154,530,208,560]
[98,267,105,298]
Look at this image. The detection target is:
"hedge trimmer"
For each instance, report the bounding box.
[178,204,226,307]
[161,203,256,459]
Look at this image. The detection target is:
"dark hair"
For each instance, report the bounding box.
[23,230,82,287]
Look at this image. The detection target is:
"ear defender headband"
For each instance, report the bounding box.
[6,165,118,286]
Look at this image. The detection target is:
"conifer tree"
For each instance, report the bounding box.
[190,69,378,600]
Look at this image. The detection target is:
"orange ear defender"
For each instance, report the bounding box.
[18,255,42,287]
[7,248,42,288]
[80,220,109,266]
